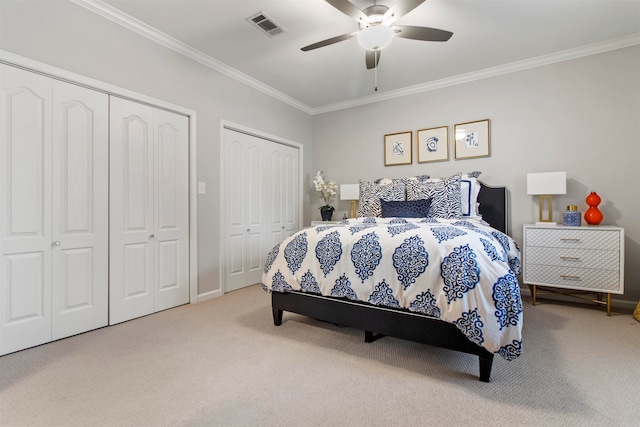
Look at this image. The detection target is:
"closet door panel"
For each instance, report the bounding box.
[154,109,189,311]
[0,65,52,355]
[224,135,248,291]
[245,145,266,284]
[222,129,269,292]
[51,81,108,340]
[110,97,154,324]
[269,144,299,245]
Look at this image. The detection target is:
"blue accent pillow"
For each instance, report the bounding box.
[380,199,432,218]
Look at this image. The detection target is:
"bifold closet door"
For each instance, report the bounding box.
[0,65,108,355]
[269,143,299,247]
[222,128,299,293]
[51,80,108,340]
[223,130,269,292]
[0,65,53,354]
[109,97,189,325]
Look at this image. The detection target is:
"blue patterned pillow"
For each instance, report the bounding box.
[357,180,406,217]
[380,199,432,218]
[405,174,462,218]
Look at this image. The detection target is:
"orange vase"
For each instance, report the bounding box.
[584,191,603,225]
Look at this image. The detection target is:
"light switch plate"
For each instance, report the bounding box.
[198,182,206,194]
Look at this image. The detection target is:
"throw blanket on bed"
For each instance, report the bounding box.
[261,217,523,360]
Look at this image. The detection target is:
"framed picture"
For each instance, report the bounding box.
[384,131,412,166]
[454,119,490,160]
[417,126,449,163]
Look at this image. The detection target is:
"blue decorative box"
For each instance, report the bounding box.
[563,205,581,226]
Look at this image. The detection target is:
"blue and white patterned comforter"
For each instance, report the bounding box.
[261,217,523,360]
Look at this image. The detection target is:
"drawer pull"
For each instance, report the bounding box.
[560,274,580,280]
[559,256,580,261]
[560,238,580,242]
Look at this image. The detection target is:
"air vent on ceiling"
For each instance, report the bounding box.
[246,11,285,37]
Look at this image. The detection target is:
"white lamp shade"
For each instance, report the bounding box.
[526,172,567,195]
[340,184,360,200]
[357,25,394,50]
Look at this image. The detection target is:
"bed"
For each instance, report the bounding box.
[261,174,522,382]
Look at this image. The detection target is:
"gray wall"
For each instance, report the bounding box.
[2,0,638,305]
[312,45,640,304]
[0,0,313,297]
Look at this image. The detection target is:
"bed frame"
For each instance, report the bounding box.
[271,181,508,382]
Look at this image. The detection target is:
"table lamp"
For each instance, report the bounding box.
[340,184,359,218]
[527,171,566,225]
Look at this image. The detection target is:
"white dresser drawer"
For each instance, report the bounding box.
[525,228,619,251]
[525,246,619,271]
[522,225,625,308]
[524,264,621,293]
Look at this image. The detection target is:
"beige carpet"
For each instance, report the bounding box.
[1,285,638,427]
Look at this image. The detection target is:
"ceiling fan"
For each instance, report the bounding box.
[301,0,453,70]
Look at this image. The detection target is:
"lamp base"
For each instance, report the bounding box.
[538,195,554,223]
[535,221,557,226]
[348,200,358,218]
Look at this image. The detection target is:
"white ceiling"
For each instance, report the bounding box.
[93,0,639,113]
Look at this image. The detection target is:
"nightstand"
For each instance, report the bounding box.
[522,224,624,315]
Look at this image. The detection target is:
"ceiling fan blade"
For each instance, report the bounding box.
[393,25,453,42]
[383,0,426,24]
[326,0,369,23]
[365,50,381,70]
[301,32,358,51]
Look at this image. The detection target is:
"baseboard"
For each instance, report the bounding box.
[197,289,222,303]
[519,286,637,310]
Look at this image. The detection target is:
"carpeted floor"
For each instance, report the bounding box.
[1,284,638,426]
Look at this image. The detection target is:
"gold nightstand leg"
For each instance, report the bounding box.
[529,284,537,306]
[606,293,611,316]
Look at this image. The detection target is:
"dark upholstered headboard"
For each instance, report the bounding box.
[477,181,508,234]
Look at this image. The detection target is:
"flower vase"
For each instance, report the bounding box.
[584,192,603,225]
[320,206,334,221]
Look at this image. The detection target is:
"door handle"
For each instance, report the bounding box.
[149,234,154,240]
[51,241,61,248]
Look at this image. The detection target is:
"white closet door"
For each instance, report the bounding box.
[51,81,108,340]
[153,109,189,311]
[110,98,189,324]
[109,97,155,324]
[223,129,269,292]
[0,65,53,354]
[269,143,299,247]
[222,128,299,293]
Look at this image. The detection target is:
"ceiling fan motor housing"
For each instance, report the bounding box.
[359,4,390,28]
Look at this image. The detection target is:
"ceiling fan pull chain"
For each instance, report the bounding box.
[374,50,378,92]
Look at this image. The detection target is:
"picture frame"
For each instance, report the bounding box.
[384,131,412,166]
[417,126,449,163]
[454,119,490,160]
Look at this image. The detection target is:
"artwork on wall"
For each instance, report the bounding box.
[417,126,449,163]
[384,131,412,166]
[454,119,490,160]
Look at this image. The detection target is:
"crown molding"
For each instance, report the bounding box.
[312,33,640,114]
[71,0,639,117]
[70,0,314,115]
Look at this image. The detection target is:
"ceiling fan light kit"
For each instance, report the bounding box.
[358,25,394,50]
[301,0,453,70]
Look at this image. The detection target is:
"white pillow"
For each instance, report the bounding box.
[460,176,482,218]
